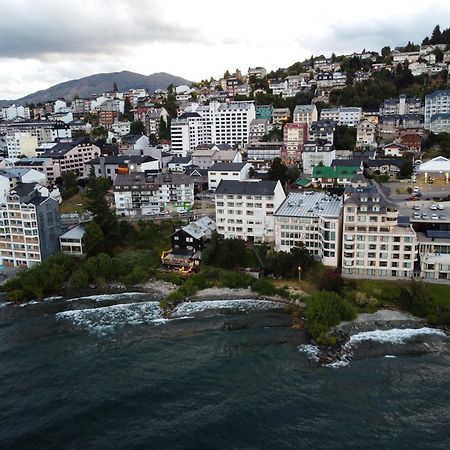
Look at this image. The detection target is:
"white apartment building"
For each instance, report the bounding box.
[113,173,194,216]
[274,192,343,267]
[214,180,286,243]
[321,107,362,127]
[4,121,71,146]
[246,142,283,162]
[6,132,38,158]
[207,162,252,191]
[424,90,450,128]
[170,101,256,154]
[430,113,450,133]
[0,104,30,120]
[293,104,318,126]
[342,184,417,279]
[302,142,336,175]
[380,94,423,116]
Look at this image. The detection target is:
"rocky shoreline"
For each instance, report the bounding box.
[310,309,441,366]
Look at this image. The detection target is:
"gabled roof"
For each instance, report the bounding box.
[418,156,450,172]
[312,165,360,179]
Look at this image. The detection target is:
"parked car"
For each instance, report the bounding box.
[431,213,439,220]
[412,205,420,210]
[413,187,420,193]
[412,213,421,219]
[430,204,438,210]
[421,213,429,219]
[440,214,447,220]
[437,204,444,210]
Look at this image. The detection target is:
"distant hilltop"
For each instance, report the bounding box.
[0,71,191,106]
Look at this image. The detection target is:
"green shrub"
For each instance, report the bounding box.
[306,291,356,339]
[251,278,278,296]
[69,268,89,289]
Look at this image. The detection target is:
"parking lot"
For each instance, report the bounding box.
[398,200,450,223]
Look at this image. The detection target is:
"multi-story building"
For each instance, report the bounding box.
[321,107,362,127]
[430,112,450,133]
[293,104,318,126]
[248,67,267,79]
[118,134,150,156]
[36,137,101,175]
[0,184,62,268]
[191,144,241,169]
[302,141,336,175]
[356,120,377,147]
[309,120,336,144]
[207,162,253,191]
[341,183,417,279]
[282,123,308,162]
[256,105,273,121]
[59,224,86,257]
[274,191,343,267]
[380,94,423,116]
[424,90,450,128]
[98,110,117,127]
[272,108,291,124]
[249,119,269,143]
[14,158,61,184]
[246,142,283,162]
[2,121,71,146]
[214,179,286,243]
[113,173,195,216]
[6,132,38,158]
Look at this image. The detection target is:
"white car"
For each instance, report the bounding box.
[431,213,439,220]
[430,204,438,210]
[413,187,419,193]
[437,204,444,210]
[412,205,420,211]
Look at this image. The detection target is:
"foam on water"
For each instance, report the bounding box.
[172,299,285,317]
[66,292,148,302]
[299,327,448,368]
[56,301,164,334]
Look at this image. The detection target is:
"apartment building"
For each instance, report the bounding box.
[0,184,62,268]
[247,142,283,162]
[429,112,450,133]
[113,173,194,216]
[3,121,71,146]
[37,137,101,175]
[256,105,273,121]
[274,191,343,267]
[341,184,417,279]
[424,90,450,128]
[207,162,252,191]
[356,120,377,147]
[59,224,86,257]
[214,180,286,243]
[170,112,205,157]
[380,94,423,116]
[302,141,336,175]
[320,107,362,127]
[282,123,308,162]
[6,132,38,158]
[293,104,318,126]
[191,144,241,169]
[118,134,150,156]
[14,158,61,184]
[309,120,336,144]
[249,119,269,143]
[272,108,290,124]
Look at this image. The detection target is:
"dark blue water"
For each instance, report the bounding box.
[1,294,450,450]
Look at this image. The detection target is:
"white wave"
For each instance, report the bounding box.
[0,301,13,308]
[56,301,164,333]
[299,327,447,368]
[172,299,285,317]
[348,327,447,345]
[66,292,148,302]
[297,344,320,360]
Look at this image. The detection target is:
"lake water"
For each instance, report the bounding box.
[1,293,449,449]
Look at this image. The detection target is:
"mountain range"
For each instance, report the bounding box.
[0,71,191,106]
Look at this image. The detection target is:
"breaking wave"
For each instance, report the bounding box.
[299,327,448,368]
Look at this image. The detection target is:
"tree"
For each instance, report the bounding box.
[130,120,145,135]
[123,97,133,121]
[381,46,391,58]
[82,221,104,256]
[400,158,413,178]
[223,70,231,79]
[113,82,118,92]
[334,125,356,150]
[158,117,170,140]
[149,133,157,146]
[433,48,444,63]
[268,157,288,184]
[430,25,442,45]
[69,268,89,289]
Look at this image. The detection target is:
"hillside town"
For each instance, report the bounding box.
[1,27,450,286]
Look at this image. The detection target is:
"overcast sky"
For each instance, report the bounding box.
[0,0,449,99]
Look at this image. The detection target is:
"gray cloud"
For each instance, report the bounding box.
[0,0,203,58]
[301,8,450,56]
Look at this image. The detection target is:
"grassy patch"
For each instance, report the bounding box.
[60,193,86,214]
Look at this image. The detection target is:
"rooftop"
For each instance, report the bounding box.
[215,180,279,196]
[275,191,342,218]
[208,162,248,172]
